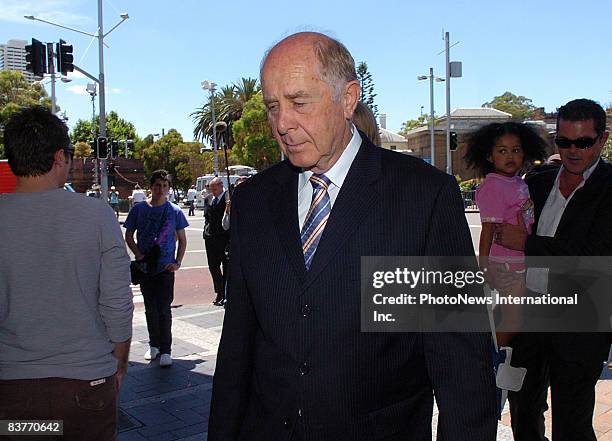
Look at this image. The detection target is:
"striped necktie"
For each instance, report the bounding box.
[301,174,332,270]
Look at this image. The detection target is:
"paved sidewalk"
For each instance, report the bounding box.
[118,304,223,441]
[118,303,608,440]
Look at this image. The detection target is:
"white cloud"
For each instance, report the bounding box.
[66,84,88,95]
[1,0,90,25]
[66,70,87,80]
[66,84,121,95]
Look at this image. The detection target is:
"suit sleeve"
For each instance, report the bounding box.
[208,189,257,441]
[525,184,612,255]
[423,176,498,441]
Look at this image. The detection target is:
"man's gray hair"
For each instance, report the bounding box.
[260,32,358,101]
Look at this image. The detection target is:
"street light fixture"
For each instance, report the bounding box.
[24,5,129,200]
[417,68,445,168]
[86,82,98,186]
[201,80,219,176]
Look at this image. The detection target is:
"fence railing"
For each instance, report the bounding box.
[461,190,478,210]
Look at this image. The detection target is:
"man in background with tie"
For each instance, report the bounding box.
[208,32,496,441]
[203,177,229,305]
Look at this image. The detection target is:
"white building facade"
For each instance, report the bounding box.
[0,39,35,83]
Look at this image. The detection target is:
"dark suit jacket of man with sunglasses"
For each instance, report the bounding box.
[496,98,612,441]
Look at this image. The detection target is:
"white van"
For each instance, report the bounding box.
[195,174,242,208]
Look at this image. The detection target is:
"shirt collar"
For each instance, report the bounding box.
[299,124,362,191]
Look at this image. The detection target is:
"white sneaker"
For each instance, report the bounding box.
[144,346,160,360]
[159,353,173,367]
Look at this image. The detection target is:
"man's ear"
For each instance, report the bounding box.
[342,80,360,120]
[53,149,64,166]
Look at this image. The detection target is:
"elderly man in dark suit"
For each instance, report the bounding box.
[208,32,497,441]
[495,98,612,441]
[203,177,229,305]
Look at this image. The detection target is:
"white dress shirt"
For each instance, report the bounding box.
[297,125,362,231]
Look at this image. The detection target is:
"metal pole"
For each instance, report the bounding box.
[445,31,452,175]
[429,67,435,168]
[210,90,219,176]
[46,42,57,114]
[91,92,99,187]
[125,134,128,159]
[98,0,108,200]
[50,74,56,114]
[222,137,231,199]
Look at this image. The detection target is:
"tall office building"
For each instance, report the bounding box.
[0,39,36,83]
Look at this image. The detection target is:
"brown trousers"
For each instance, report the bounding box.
[0,375,118,441]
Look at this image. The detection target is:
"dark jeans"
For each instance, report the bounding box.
[204,236,228,296]
[188,200,195,216]
[0,375,118,441]
[141,271,175,354]
[508,333,606,441]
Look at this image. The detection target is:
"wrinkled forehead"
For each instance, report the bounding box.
[262,40,322,86]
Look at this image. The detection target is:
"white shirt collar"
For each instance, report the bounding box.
[299,124,362,192]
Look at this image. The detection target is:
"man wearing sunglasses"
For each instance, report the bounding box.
[495,98,611,441]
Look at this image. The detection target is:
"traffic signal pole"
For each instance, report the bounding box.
[25,5,129,203]
[97,0,109,201]
[46,43,57,114]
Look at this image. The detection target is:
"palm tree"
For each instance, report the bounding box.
[191,77,260,148]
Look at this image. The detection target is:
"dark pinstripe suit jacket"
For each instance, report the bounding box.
[208,137,497,441]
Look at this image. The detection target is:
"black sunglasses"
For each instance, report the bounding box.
[554,136,600,150]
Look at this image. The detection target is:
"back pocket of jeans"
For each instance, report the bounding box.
[75,377,116,411]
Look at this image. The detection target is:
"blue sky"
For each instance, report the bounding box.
[2,0,611,141]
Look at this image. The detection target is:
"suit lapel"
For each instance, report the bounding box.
[268,162,307,285]
[303,139,382,291]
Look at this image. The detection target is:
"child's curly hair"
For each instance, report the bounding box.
[464,122,549,177]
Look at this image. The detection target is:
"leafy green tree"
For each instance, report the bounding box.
[70,111,140,157]
[231,92,280,170]
[0,70,53,158]
[600,106,612,162]
[192,77,259,148]
[142,129,182,177]
[398,114,429,137]
[602,136,612,162]
[73,141,92,159]
[357,61,378,118]
[482,92,536,120]
[141,130,210,189]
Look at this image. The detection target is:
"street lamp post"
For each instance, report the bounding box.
[25,5,129,200]
[201,80,219,176]
[417,68,444,168]
[87,83,98,187]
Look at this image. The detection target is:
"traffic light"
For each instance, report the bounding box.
[450,131,458,151]
[97,137,108,159]
[110,139,118,159]
[56,39,74,76]
[25,38,46,77]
